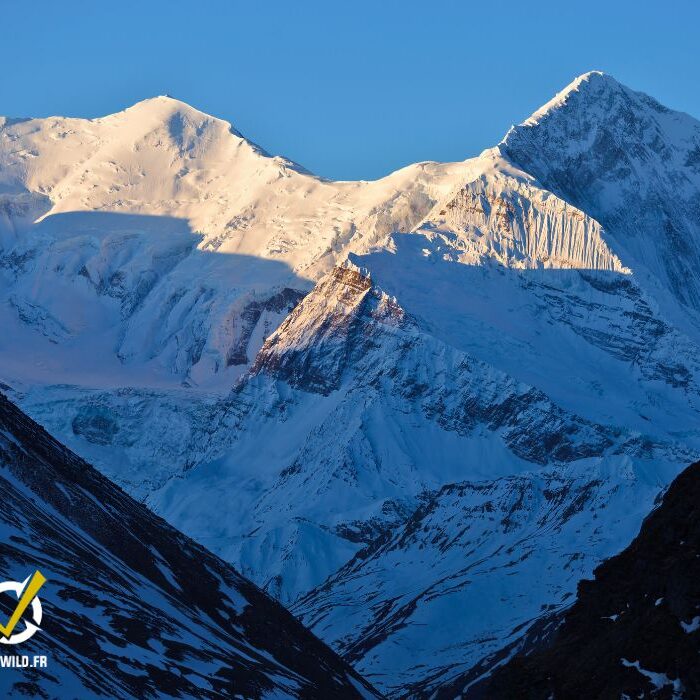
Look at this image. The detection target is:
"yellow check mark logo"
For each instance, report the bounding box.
[0,570,46,640]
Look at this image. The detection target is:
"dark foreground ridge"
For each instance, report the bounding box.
[0,392,380,699]
[470,461,700,699]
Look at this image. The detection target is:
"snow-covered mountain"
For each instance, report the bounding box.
[501,71,700,321]
[2,72,700,697]
[0,95,466,390]
[0,391,379,698]
[292,462,679,697]
[479,459,700,699]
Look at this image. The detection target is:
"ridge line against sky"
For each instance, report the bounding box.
[2,0,699,180]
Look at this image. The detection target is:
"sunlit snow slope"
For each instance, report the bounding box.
[0,96,466,389]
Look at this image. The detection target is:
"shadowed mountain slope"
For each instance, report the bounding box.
[471,460,700,699]
[0,392,380,699]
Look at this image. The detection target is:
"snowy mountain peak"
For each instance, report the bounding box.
[502,69,694,150]
[125,93,203,110]
[518,70,620,127]
[501,71,700,314]
[112,94,214,120]
[113,94,247,140]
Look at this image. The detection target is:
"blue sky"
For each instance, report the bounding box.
[3,1,698,180]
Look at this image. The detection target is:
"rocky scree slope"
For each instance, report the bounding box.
[474,459,700,699]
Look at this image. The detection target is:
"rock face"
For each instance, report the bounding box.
[476,460,700,700]
[0,392,379,699]
[501,71,700,315]
[292,466,671,697]
[2,73,700,697]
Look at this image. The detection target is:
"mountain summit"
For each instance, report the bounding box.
[502,70,700,314]
[515,70,623,126]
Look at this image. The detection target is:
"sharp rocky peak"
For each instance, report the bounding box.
[517,71,626,126]
[498,69,700,313]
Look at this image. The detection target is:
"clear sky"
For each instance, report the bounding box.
[2,1,698,180]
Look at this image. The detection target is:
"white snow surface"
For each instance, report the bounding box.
[3,72,700,696]
[621,659,684,697]
[681,616,700,633]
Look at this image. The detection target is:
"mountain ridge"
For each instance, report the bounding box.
[3,69,671,185]
[0,390,380,698]
[475,459,700,699]
[2,72,700,696]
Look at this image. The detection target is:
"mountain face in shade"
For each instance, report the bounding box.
[476,460,700,699]
[0,392,379,699]
[2,72,700,697]
[501,71,700,315]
